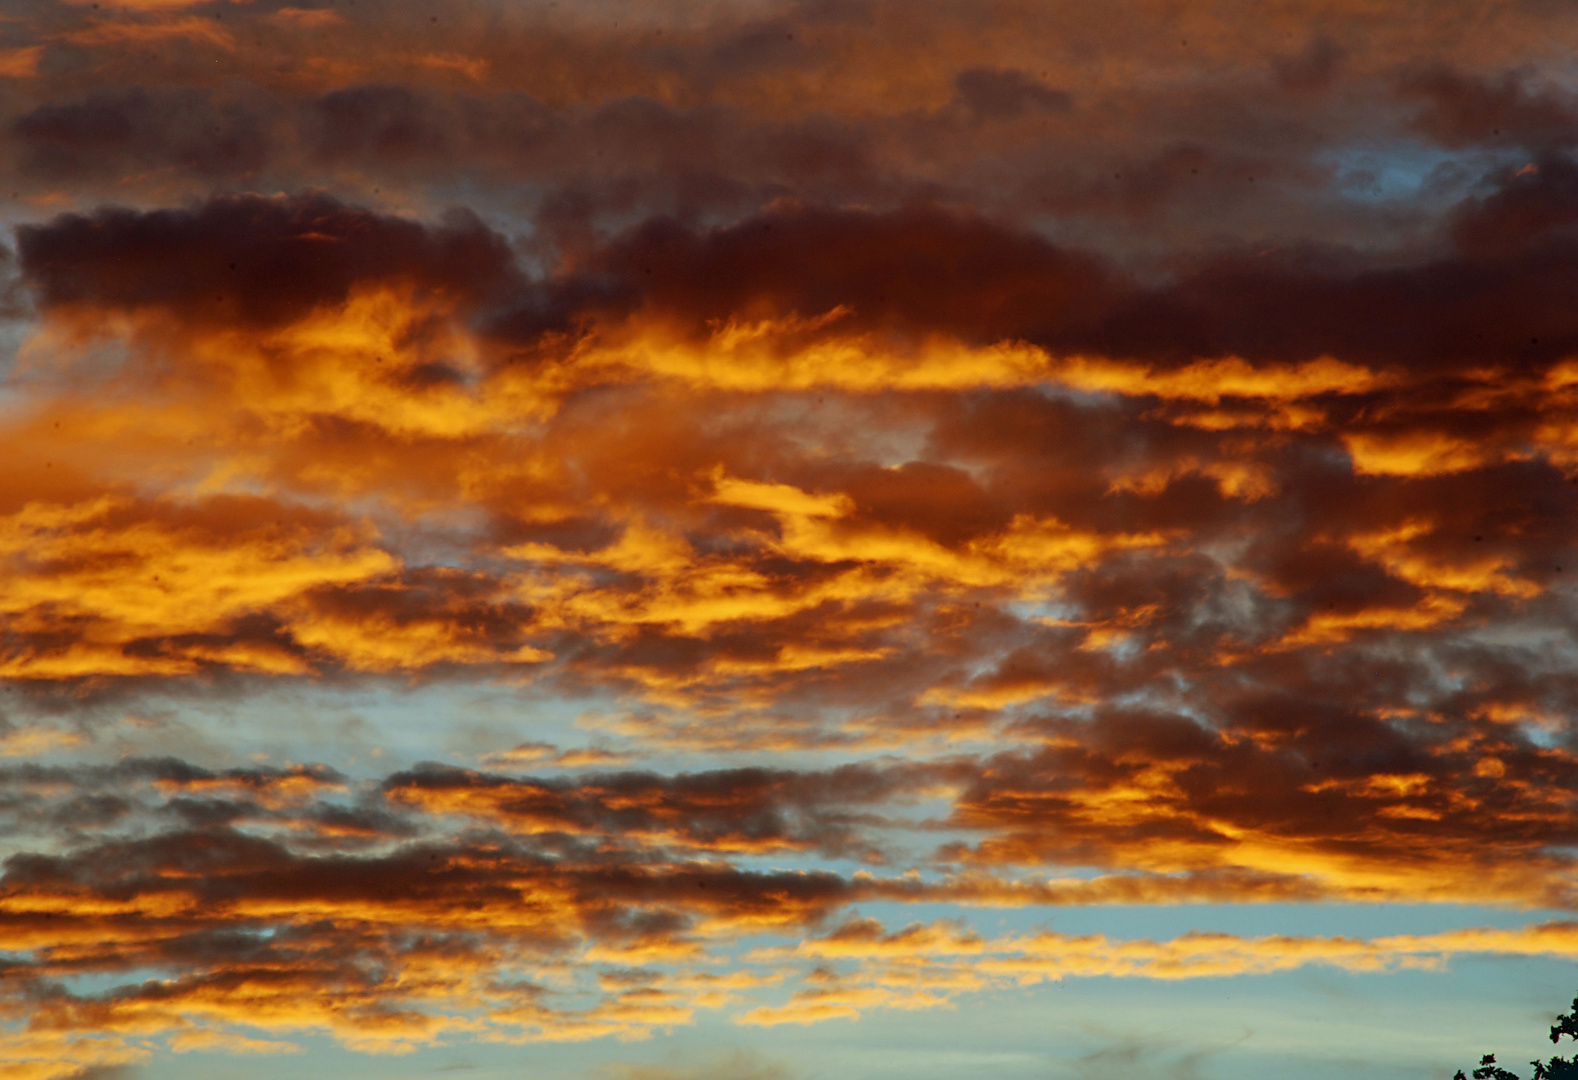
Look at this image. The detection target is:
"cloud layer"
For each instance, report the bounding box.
[5,756,1578,1074]
[2,1,1578,1076]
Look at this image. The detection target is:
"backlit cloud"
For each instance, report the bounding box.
[3,1,1578,1076]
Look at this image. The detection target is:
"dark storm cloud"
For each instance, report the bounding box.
[951,68,1072,120]
[1271,36,1347,96]
[0,0,1565,258]
[1449,152,1578,255]
[17,193,519,327]
[553,203,1116,345]
[10,87,271,182]
[1401,64,1578,150]
[383,759,957,859]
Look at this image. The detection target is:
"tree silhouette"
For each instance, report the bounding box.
[1461,1055,1524,1080]
[1456,995,1578,1080]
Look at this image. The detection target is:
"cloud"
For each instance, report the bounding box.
[1449,153,1578,255]
[1401,64,1578,151]
[951,68,1073,121]
[17,193,518,328]
[167,1029,301,1055]
[736,917,1578,1026]
[383,759,950,859]
[0,46,44,80]
[6,751,1578,1072]
[1,187,1575,800]
[4,1,1578,1074]
[10,87,270,182]
[598,1050,792,1080]
[57,16,235,52]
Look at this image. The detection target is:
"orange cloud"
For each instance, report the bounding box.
[0,744,1577,1077]
[0,46,43,78]
[60,16,237,50]
[735,916,1578,1026]
[0,493,398,680]
[4,21,1578,1066]
[1342,431,1499,476]
[1053,355,1386,404]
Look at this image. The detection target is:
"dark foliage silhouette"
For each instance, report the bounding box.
[1457,996,1578,1080]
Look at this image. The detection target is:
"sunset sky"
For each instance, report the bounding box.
[2,2,1578,1078]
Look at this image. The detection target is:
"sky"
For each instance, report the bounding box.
[1,1,1578,1078]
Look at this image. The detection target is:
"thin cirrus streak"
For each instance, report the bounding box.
[1,1,1577,1078]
